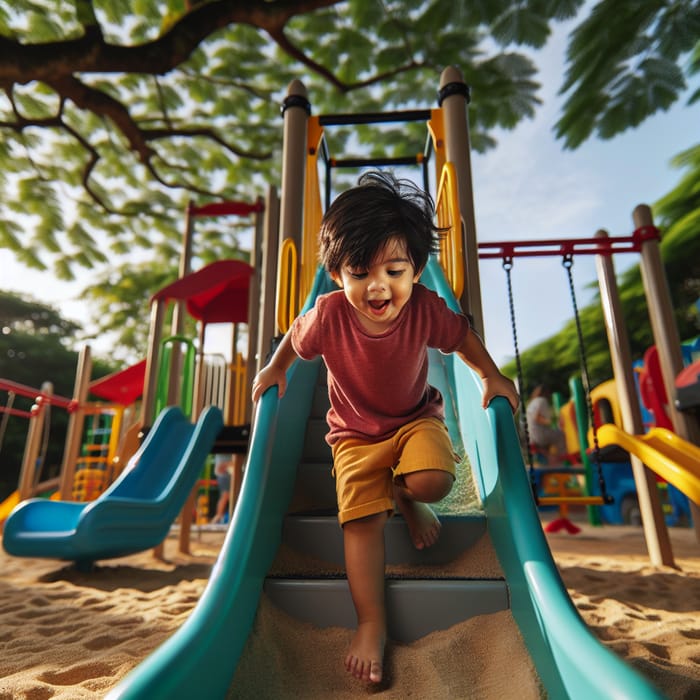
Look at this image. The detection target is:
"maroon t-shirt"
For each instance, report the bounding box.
[290,284,470,445]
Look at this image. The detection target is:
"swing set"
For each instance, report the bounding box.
[478,228,662,525]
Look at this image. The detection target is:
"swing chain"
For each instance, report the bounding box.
[562,254,611,503]
[502,257,538,496]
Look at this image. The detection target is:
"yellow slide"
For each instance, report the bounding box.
[0,490,20,523]
[597,424,700,505]
[1,489,61,525]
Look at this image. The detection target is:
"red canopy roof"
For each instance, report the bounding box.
[89,359,146,406]
[151,260,254,325]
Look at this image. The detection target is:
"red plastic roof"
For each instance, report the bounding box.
[89,359,146,406]
[151,260,254,325]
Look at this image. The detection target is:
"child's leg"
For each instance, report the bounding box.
[393,469,453,549]
[343,511,389,684]
[392,418,456,549]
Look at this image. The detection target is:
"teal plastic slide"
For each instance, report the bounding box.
[2,405,223,568]
[107,261,665,700]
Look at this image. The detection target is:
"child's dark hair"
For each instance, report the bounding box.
[319,170,442,275]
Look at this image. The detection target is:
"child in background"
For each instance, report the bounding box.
[210,454,232,524]
[252,171,518,686]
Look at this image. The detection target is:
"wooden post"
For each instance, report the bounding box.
[256,185,280,372]
[277,79,309,332]
[140,301,166,428]
[17,382,53,501]
[438,65,483,336]
[178,322,208,555]
[59,346,92,501]
[594,230,674,567]
[245,197,264,420]
[168,201,195,409]
[633,205,700,542]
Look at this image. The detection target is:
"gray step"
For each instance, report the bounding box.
[282,514,486,567]
[302,418,332,463]
[290,462,336,512]
[264,577,509,643]
[310,381,329,418]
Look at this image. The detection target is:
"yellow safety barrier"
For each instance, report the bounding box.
[302,117,324,304]
[427,108,446,183]
[435,162,464,298]
[277,237,298,334]
[230,352,247,426]
[276,118,325,334]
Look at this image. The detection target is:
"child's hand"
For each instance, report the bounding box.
[252,365,287,402]
[481,373,519,413]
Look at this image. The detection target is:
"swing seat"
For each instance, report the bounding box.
[538,495,607,507]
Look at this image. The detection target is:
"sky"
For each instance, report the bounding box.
[1,12,698,369]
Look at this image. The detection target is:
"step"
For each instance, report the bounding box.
[302,419,332,463]
[282,514,487,567]
[310,381,329,418]
[263,577,509,643]
[289,463,336,512]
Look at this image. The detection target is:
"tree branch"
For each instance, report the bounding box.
[0,0,342,82]
[45,75,156,162]
[268,25,425,92]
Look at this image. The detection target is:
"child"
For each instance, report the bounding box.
[252,171,518,685]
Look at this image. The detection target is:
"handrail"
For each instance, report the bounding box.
[426,107,446,185]
[277,237,298,334]
[0,378,73,409]
[155,335,196,419]
[435,162,464,298]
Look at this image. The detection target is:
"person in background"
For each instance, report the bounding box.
[525,384,567,458]
[211,453,232,524]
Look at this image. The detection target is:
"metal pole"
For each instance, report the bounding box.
[438,65,483,336]
[594,230,674,566]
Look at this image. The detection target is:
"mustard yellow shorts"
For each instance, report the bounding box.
[330,417,457,525]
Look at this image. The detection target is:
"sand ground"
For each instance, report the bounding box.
[0,518,698,699]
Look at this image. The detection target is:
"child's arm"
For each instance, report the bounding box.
[251,332,300,402]
[454,329,519,412]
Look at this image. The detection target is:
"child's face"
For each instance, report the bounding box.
[331,237,420,335]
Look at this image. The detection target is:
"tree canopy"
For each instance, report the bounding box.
[1,0,570,280]
[1,0,698,359]
[555,0,700,148]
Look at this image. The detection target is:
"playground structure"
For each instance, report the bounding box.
[3,406,223,568]
[0,350,139,523]
[105,67,674,700]
[1,200,267,559]
[479,229,700,560]
[574,336,700,527]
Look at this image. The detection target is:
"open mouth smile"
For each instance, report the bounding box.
[368,299,390,313]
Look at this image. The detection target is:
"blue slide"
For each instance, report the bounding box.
[107,262,665,700]
[2,405,223,568]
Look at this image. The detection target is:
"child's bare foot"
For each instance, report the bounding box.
[394,488,441,549]
[345,620,385,683]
